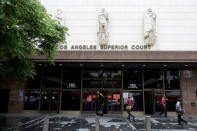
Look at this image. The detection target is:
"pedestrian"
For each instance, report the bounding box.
[176,98,187,125]
[126,95,135,121]
[159,94,167,117]
[96,89,104,116]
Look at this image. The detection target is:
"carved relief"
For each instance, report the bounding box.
[144,8,156,46]
[55,9,64,25]
[97,8,109,45]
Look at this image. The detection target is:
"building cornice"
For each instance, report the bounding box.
[30,51,197,63]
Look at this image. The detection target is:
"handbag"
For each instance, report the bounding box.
[97,106,103,116]
[126,105,133,111]
[177,108,184,115]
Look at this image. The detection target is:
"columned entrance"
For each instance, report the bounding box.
[24,62,182,114]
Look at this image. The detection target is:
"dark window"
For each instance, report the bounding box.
[26,66,42,89]
[108,92,121,112]
[83,80,101,88]
[43,66,61,88]
[83,69,121,89]
[196,91,197,99]
[62,69,81,89]
[123,92,143,111]
[82,91,97,111]
[154,92,163,112]
[166,91,181,111]
[164,70,180,90]
[40,89,59,111]
[144,69,163,89]
[103,70,121,79]
[83,70,100,78]
[83,69,121,79]
[24,90,40,110]
[61,91,80,110]
[124,69,142,90]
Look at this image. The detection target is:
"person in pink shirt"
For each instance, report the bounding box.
[126,95,135,121]
[159,94,167,117]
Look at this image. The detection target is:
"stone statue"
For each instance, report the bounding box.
[97,8,109,45]
[55,9,64,25]
[144,8,156,46]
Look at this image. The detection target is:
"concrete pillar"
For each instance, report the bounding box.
[146,116,151,131]
[95,115,99,131]
[42,115,49,131]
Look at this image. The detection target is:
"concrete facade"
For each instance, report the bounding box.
[41,0,197,51]
[181,70,197,116]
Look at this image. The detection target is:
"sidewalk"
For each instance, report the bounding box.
[0,114,197,131]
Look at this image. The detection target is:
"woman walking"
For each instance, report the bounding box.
[126,95,135,121]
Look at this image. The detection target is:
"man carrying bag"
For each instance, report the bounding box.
[96,90,104,116]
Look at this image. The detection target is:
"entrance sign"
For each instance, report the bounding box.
[67,83,76,88]
[128,84,138,89]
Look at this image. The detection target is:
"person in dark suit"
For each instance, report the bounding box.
[96,89,104,116]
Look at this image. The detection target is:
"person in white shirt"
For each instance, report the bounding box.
[176,98,187,125]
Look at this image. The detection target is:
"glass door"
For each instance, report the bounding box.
[40,89,59,113]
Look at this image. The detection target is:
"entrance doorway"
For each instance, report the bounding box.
[144,91,154,115]
[144,91,163,115]
[0,89,10,113]
[40,89,60,113]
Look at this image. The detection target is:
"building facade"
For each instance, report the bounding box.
[0,0,197,115]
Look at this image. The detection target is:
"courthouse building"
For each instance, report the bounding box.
[1,0,197,116]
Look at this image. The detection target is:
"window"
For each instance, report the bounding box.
[124,69,142,90]
[26,66,42,89]
[165,70,180,90]
[61,91,80,110]
[108,92,121,112]
[166,91,181,111]
[43,66,61,88]
[82,91,97,111]
[83,69,121,79]
[24,90,40,110]
[62,69,81,89]
[154,92,163,112]
[144,69,163,89]
[123,92,143,111]
[83,69,121,89]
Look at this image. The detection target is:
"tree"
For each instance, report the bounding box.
[0,0,68,82]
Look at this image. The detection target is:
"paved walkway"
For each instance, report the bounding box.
[0,114,197,131]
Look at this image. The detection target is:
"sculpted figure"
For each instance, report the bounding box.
[55,9,64,25]
[144,8,156,46]
[97,8,109,45]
